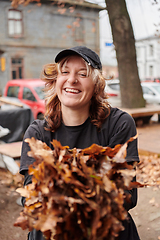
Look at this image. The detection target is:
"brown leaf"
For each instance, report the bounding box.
[16,187,30,198]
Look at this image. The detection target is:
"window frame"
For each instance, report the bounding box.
[149,44,154,56]
[8,9,23,38]
[11,57,24,79]
[149,65,153,77]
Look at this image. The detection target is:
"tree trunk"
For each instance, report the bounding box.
[105,0,145,108]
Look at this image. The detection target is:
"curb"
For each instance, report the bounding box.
[138,149,160,157]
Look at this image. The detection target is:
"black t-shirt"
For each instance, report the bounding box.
[20,107,140,240]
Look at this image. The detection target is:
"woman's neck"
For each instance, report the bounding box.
[62,107,89,126]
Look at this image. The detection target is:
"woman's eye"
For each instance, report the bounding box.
[61,71,68,74]
[79,73,87,77]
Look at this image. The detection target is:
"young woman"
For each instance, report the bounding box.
[20,46,140,240]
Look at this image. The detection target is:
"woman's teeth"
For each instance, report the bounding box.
[65,88,80,93]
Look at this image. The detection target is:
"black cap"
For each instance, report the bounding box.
[55,46,102,70]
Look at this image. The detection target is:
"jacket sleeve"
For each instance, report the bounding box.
[20,119,47,175]
[20,120,46,206]
[107,109,139,211]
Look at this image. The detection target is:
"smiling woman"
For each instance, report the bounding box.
[55,55,95,125]
[19,46,140,240]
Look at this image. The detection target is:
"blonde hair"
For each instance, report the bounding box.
[41,56,110,131]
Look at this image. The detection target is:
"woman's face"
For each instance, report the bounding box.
[56,55,95,113]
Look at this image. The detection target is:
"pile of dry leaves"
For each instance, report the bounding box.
[137,154,160,187]
[14,137,141,240]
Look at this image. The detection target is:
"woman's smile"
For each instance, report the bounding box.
[64,87,81,94]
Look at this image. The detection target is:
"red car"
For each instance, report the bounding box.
[3,79,45,119]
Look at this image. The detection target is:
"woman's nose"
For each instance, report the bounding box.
[67,73,77,84]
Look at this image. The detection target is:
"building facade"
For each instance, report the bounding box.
[136,35,160,81]
[0,0,102,95]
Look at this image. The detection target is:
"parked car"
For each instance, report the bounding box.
[141,82,160,105]
[105,79,121,107]
[3,79,45,119]
[105,79,160,107]
[105,79,120,96]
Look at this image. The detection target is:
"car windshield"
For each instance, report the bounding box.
[34,86,45,100]
[151,85,160,94]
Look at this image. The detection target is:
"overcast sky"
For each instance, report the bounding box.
[97,0,160,65]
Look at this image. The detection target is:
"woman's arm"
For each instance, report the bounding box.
[107,109,139,211]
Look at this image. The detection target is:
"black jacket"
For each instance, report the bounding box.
[20,107,140,240]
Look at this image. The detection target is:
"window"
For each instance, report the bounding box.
[11,58,24,79]
[152,85,160,94]
[34,86,45,100]
[7,86,20,98]
[149,65,153,77]
[149,45,153,56]
[23,87,36,101]
[142,86,155,95]
[8,9,23,37]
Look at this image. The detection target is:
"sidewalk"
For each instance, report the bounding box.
[132,118,160,240]
[137,120,160,155]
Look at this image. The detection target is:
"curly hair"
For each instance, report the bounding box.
[41,56,111,132]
